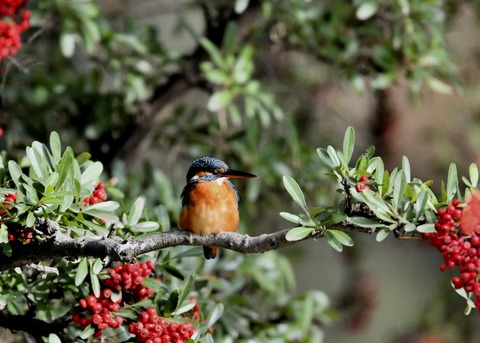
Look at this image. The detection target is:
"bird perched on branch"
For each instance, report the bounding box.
[179,157,256,259]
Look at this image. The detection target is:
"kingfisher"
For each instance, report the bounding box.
[179,157,256,259]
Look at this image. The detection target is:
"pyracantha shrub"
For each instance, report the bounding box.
[424,195,480,311]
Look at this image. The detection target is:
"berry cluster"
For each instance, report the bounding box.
[0,0,30,61]
[0,0,27,16]
[83,181,108,206]
[73,261,155,337]
[73,293,124,338]
[104,261,155,301]
[424,199,480,310]
[128,308,197,343]
[355,175,370,192]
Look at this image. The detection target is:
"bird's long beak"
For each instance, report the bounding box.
[221,169,257,179]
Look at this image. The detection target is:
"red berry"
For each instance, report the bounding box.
[146,308,157,316]
[355,182,370,192]
[140,311,150,323]
[86,295,97,307]
[92,314,102,325]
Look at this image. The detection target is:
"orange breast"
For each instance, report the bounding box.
[179,179,239,236]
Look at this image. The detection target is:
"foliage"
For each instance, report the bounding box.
[0,133,333,342]
[281,127,480,313]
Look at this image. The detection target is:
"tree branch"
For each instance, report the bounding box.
[0,218,421,272]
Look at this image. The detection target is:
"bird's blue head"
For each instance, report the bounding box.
[185,156,256,182]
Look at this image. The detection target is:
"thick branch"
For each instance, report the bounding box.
[0,218,420,272]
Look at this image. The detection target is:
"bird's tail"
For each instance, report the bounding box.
[203,246,218,259]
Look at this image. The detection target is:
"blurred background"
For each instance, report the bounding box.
[2,0,480,342]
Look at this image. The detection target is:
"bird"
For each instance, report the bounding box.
[179,156,256,259]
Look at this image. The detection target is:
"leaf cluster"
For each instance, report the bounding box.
[282,127,479,250]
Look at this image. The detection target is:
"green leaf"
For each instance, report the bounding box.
[81,162,103,186]
[205,303,224,328]
[470,163,479,188]
[347,217,388,228]
[404,223,416,232]
[60,32,76,58]
[234,0,249,14]
[282,176,308,215]
[317,148,336,169]
[373,159,385,195]
[446,163,458,201]
[60,179,74,212]
[0,224,8,243]
[200,38,225,68]
[75,152,91,166]
[163,290,179,316]
[49,132,61,165]
[48,333,62,343]
[427,77,453,94]
[203,68,230,85]
[128,197,145,226]
[207,90,234,111]
[172,300,196,316]
[392,170,406,210]
[8,161,22,187]
[402,156,411,183]
[83,201,119,213]
[279,211,302,224]
[416,223,435,233]
[79,325,95,339]
[414,190,428,221]
[26,212,35,227]
[285,227,314,241]
[92,258,103,274]
[75,258,88,286]
[90,270,100,298]
[356,2,378,20]
[132,221,160,232]
[323,230,343,252]
[358,190,395,223]
[177,272,195,312]
[82,210,119,223]
[56,149,74,190]
[318,212,347,226]
[170,248,203,260]
[327,146,341,168]
[342,127,355,166]
[78,218,109,236]
[142,278,162,292]
[26,146,48,183]
[376,228,390,242]
[327,230,354,247]
[233,45,254,84]
[163,264,184,280]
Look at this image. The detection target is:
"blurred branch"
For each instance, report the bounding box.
[0,218,421,272]
[117,73,192,166]
[116,1,262,165]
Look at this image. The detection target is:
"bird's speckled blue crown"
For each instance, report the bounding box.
[186,156,229,181]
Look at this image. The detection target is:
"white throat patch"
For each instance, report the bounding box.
[215,177,228,185]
